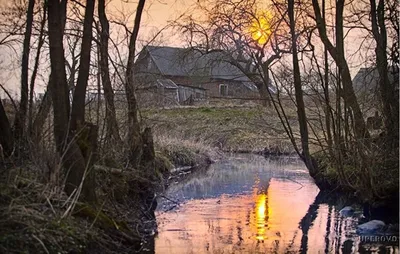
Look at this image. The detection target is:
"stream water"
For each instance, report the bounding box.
[148,154,399,254]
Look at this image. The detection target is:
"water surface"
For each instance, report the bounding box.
[153,154,398,254]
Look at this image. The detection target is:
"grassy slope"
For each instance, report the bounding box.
[143,105,298,154]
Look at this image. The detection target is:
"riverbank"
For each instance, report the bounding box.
[0,120,219,253]
[146,105,398,218]
[143,105,297,154]
[1,105,397,253]
[0,162,158,253]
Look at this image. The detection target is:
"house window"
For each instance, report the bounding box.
[219,84,228,96]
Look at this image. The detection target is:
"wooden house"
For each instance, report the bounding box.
[134,46,263,105]
[352,66,399,116]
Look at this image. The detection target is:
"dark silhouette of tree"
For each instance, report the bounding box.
[14,0,35,140]
[125,0,146,168]
[28,2,47,136]
[47,0,97,203]
[370,0,399,150]
[311,0,369,141]
[288,0,317,177]
[0,99,13,157]
[98,0,121,145]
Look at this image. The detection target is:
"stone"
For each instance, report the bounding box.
[356,220,385,235]
[339,206,354,217]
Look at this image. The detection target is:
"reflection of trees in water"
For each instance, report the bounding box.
[324,205,333,253]
[296,192,399,254]
[298,191,348,254]
[299,197,320,253]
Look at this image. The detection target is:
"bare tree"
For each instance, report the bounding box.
[47,0,97,203]
[287,0,317,177]
[28,2,47,136]
[177,0,291,106]
[14,0,35,140]
[369,0,399,150]
[70,0,95,131]
[98,0,121,145]
[312,0,369,141]
[32,0,68,141]
[0,99,13,157]
[125,0,146,168]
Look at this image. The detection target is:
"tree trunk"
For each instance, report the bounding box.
[0,99,14,157]
[141,127,156,172]
[370,0,399,150]
[70,0,95,131]
[29,2,47,136]
[256,82,271,107]
[98,0,121,145]
[322,0,333,156]
[288,0,318,178]
[48,0,97,203]
[312,0,369,140]
[14,0,35,139]
[65,123,98,203]
[68,0,97,203]
[259,63,272,107]
[125,0,146,168]
[32,0,68,141]
[47,0,70,153]
[32,85,52,141]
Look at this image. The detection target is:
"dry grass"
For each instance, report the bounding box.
[142,105,297,154]
[0,154,159,254]
[154,134,221,167]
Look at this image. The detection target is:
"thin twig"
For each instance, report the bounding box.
[32,234,50,254]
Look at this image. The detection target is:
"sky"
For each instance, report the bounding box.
[0,0,379,98]
[0,0,198,97]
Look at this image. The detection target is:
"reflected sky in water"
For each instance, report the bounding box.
[153,154,399,254]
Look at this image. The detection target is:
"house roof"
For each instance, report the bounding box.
[241,81,258,92]
[156,79,178,89]
[177,83,207,90]
[144,46,252,82]
[352,66,399,94]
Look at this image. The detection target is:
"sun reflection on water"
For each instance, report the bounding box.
[153,156,398,253]
[255,193,268,241]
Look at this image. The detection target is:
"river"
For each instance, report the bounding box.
[147,154,399,254]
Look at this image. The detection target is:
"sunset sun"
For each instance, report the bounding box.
[249,11,273,45]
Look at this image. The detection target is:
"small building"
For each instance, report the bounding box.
[137,78,207,107]
[137,79,179,107]
[352,66,399,115]
[177,84,207,105]
[134,46,267,106]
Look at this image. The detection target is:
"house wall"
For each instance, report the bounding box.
[137,87,179,108]
[202,80,259,98]
[177,86,207,103]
